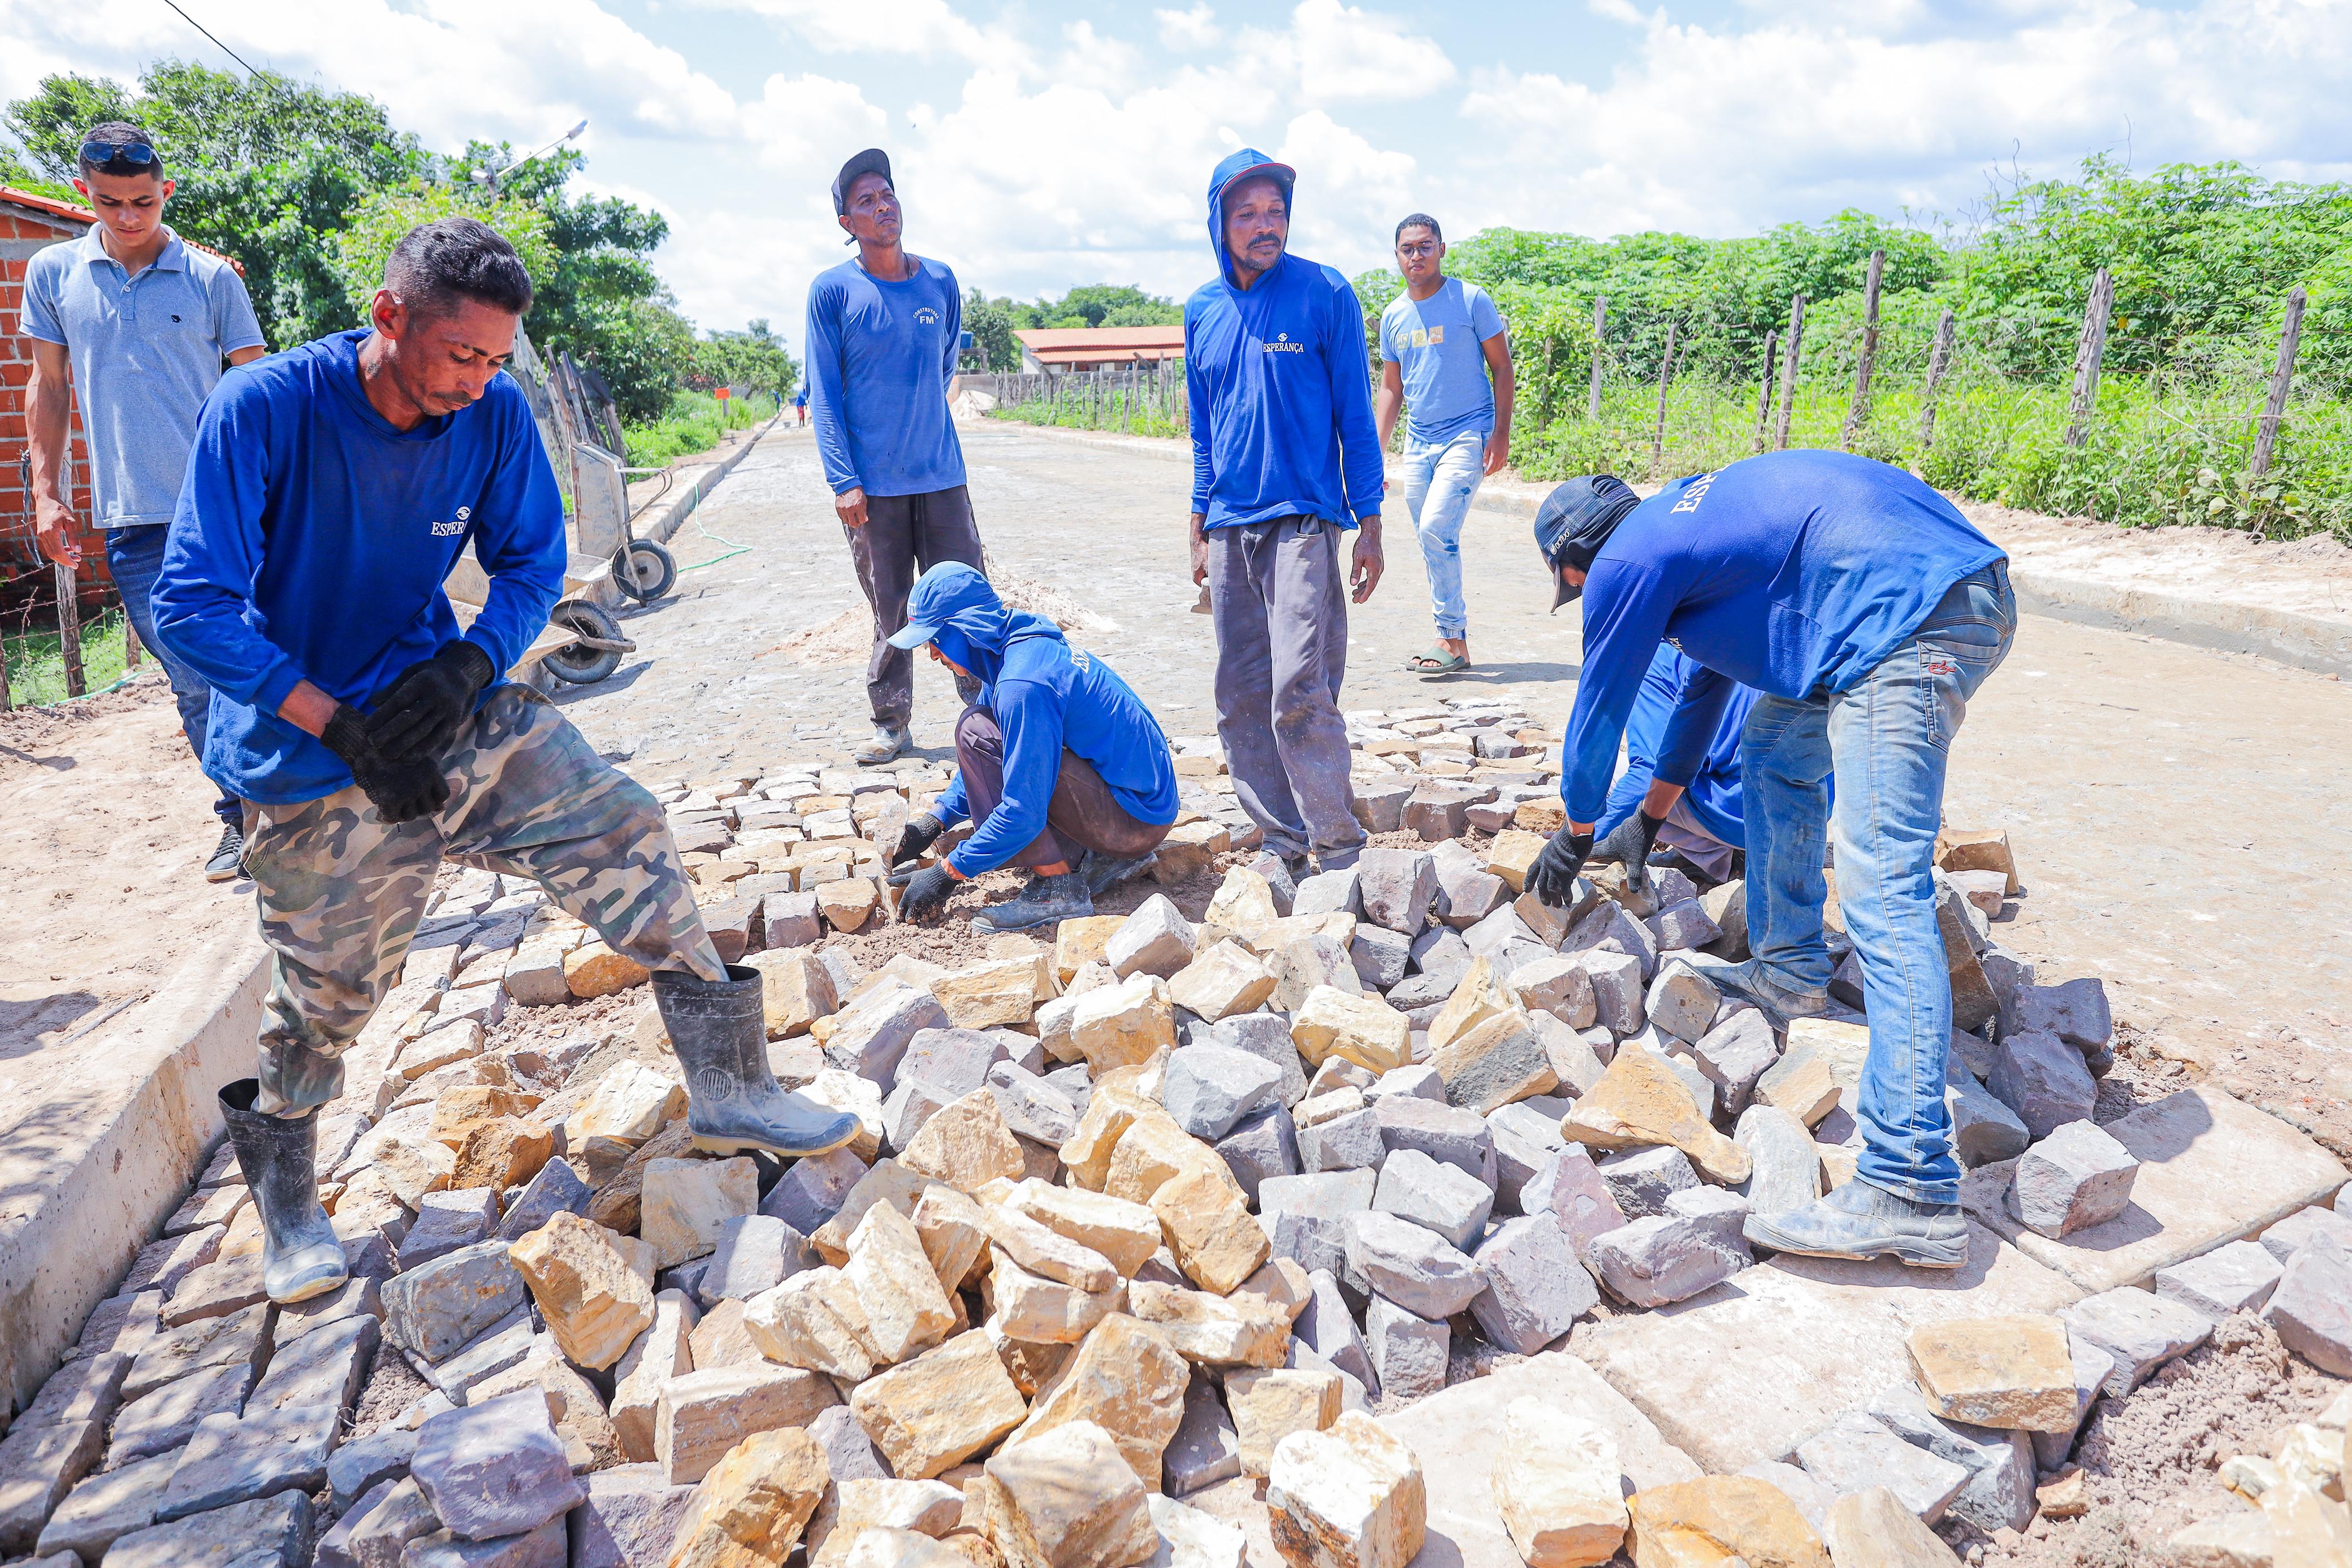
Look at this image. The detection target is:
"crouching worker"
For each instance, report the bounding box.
[153,217,859,1306]
[1585,643,1760,892]
[886,563,1179,933]
[1523,452,2014,1271]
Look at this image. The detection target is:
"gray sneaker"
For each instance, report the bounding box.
[854,724,909,764]
[1709,958,1832,1029]
[971,872,1093,933]
[1743,1177,1968,1270]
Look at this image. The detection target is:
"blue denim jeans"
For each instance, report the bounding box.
[107,524,240,826]
[1737,561,2016,1203]
[1399,429,1487,639]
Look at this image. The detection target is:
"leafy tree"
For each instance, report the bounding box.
[327,180,557,320]
[691,318,799,401]
[1013,284,1181,328]
[963,291,1022,370]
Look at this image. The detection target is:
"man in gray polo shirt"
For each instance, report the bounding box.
[25,120,267,880]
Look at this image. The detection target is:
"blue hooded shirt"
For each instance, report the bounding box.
[910,565,1181,876]
[1562,449,2004,824]
[1594,646,1758,849]
[1183,150,1383,531]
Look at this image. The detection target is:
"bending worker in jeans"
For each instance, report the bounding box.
[1374,212,1513,675]
[153,216,857,1306]
[887,564,1179,933]
[1522,450,2016,1270]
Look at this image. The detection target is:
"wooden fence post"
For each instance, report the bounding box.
[124,614,141,670]
[2251,285,2306,479]
[1841,249,1885,450]
[1650,319,1680,473]
[56,562,86,699]
[1917,308,1956,449]
[1586,296,1607,421]
[1774,293,1806,451]
[2064,267,2115,449]
[1750,330,1778,454]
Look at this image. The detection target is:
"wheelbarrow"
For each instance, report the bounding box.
[444,551,639,687]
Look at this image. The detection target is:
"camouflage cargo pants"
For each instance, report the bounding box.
[244,684,724,1116]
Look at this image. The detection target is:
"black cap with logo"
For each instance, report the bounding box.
[1532,476,1641,609]
[832,148,893,215]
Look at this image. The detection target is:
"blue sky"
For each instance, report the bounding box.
[6,0,2347,354]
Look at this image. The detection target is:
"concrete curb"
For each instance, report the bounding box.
[646,415,783,548]
[0,923,271,1414]
[992,419,2352,679]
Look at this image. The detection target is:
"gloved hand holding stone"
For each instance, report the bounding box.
[893,811,944,868]
[1528,826,1595,908]
[896,863,956,922]
[322,703,451,824]
[1590,808,1667,900]
[365,639,495,762]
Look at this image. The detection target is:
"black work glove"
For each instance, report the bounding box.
[322,703,452,825]
[1527,826,1596,908]
[365,640,496,763]
[896,863,956,922]
[893,812,944,869]
[1590,809,1668,901]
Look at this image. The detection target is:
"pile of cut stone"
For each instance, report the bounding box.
[7,694,2352,1568]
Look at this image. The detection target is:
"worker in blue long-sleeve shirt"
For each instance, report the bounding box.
[1523,451,2016,1271]
[1185,149,1385,876]
[883,564,1179,932]
[150,218,857,1309]
[1593,644,1761,886]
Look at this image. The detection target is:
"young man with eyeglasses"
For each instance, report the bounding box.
[23,121,267,880]
[1374,214,1514,676]
[805,148,986,765]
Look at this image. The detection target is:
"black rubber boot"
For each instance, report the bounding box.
[969,871,1093,933]
[219,1080,348,1305]
[654,965,864,1158]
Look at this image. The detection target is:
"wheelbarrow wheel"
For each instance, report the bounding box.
[545,601,626,685]
[615,539,676,602]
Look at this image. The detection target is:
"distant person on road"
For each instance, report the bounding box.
[1186,148,1384,877]
[805,146,985,765]
[150,216,857,1309]
[23,120,267,882]
[793,383,808,426]
[884,564,1178,932]
[1374,213,1513,676]
[1524,452,2014,1272]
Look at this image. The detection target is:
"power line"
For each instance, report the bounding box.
[159,0,265,79]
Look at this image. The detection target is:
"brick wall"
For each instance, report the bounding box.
[1,200,111,603]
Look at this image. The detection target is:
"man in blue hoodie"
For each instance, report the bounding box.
[1186,150,1385,877]
[152,217,859,1309]
[1592,643,1760,887]
[882,564,1180,932]
[1521,452,2016,1270]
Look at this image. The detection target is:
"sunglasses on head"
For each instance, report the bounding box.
[80,140,158,171]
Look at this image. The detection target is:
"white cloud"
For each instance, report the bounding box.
[689,0,1005,62]
[1239,0,1456,102]
[1155,5,1222,50]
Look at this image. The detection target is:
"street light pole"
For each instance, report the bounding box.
[482,118,588,196]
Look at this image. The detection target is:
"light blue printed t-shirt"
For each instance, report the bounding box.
[1378,276,1506,446]
[21,227,266,529]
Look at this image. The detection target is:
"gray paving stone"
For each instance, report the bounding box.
[101,1489,312,1568]
[1947,1071,2031,1168]
[881,1075,956,1153]
[1688,1008,1778,1114]
[314,1476,415,1568]
[403,1517,568,1565]
[695,1215,814,1309]
[2152,1239,2284,1318]
[1794,1410,1970,1524]
[1259,1170,1377,1281]
[0,1417,105,1556]
[1294,869,1361,920]
[383,1242,528,1364]
[1579,949,1645,1034]
[410,1389,586,1540]
[2032,1332,2117,1471]
[1298,1106,1385,1175]
[1164,1375,1241,1496]
[1521,1145,1630,1260]
[1373,1095,1494,1187]
[328,1424,419,1510]
[1867,1380,2036,1534]
[987,1060,1080,1145]
[1486,1121,1553,1215]
[2008,979,2112,1052]
[1363,1296,1449,1401]
[1284,1340,1369,1415]
[1373,1148,1495,1251]
[1348,925,1411,992]
[1165,1045,1283,1142]
[154,1402,342,1521]
[824,985,952,1091]
[33,1444,176,1561]
[274,1275,384,1347]
[1202,1012,1308,1109]
[1736,1105,1823,1218]
[1367,1064,1446,1104]
[125,1301,270,1402]
[15,1350,131,1433]
[488,1152,595,1245]
[2009,1120,2139,1239]
[1214,1104,1299,1205]
[1566,902,1658,983]
[1986,1030,2095,1141]
[1270,934,1364,1012]
[1344,1210,1483,1319]
[121,1224,224,1297]
[1469,1215,1595,1354]
[897,1026,1011,1098]
[2257,1203,2352,1263]
[2061,1288,2216,1394]
[1585,1188,1753,1308]
[161,1251,271,1328]
[759,1144,868,1236]
[1597,1144,1701,1220]
[1648,897,1722,953]
[1294,1269,1379,1399]
[400,1189,499,1271]
[806,1403,890,1483]
[567,1463,697,1568]
[1645,961,1722,1045]
[1357,848,1439,937]
[2262,1233,2352,1376]
[1408,925,1473,991]
[108,1359,255,1465]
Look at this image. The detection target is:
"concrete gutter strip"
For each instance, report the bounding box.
[992,420,2352,679]
[0,924,271,1414]
[646,415,782,548]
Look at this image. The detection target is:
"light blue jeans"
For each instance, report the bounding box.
[1738,561,2016,1203]
[108,524,240,827]
[1400,429,1488,640]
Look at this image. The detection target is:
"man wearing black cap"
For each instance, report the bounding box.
[1525,450,2016,1271]
[805,148,985,764]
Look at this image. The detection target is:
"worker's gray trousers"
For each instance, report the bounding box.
[1206,517,1367,868]
[846,484,986,727]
